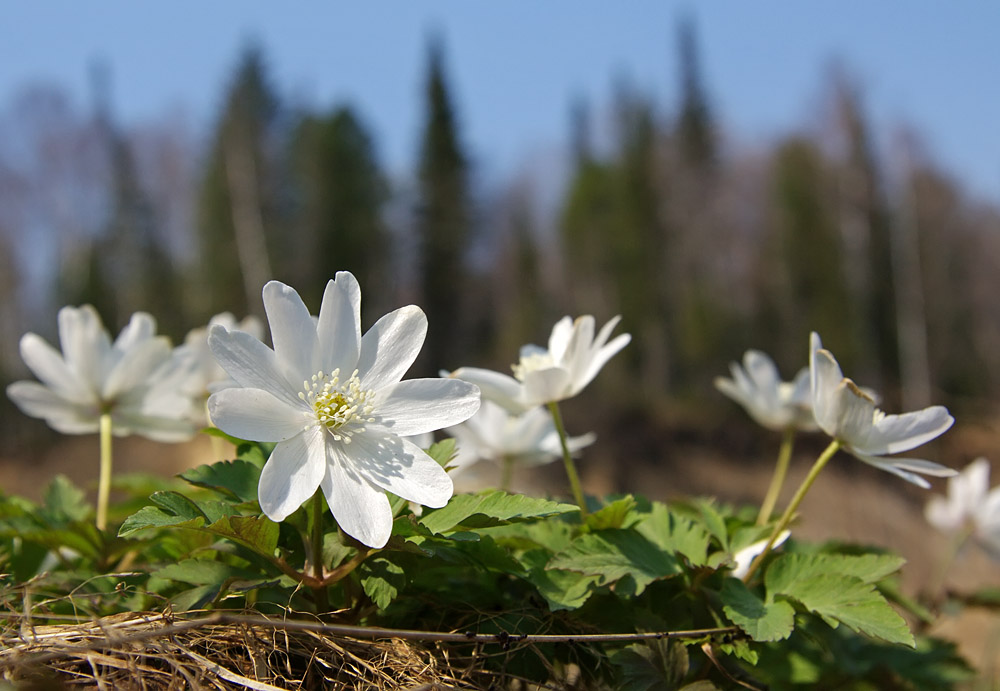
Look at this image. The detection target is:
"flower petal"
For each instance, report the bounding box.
[522,366,571,406]
[258,426,326,522]
[209,325,301,408]
[19,333,93,403]
[6,381,97,434]
[375,378,480,436]
[113,311,157,352]
[208,388,310,442]
[578,332,630,395]
[322,444,393,548]
[810,348,845,436]
[850,451,955,489]
[264,281,320,387]
[102,337,172,401]
[316,273,362,376]
[357,305,427,391]
[857,406,955,455]
[546,316,574,361]
[112,412,196,442]
[59,305,111,391]
[348,433,453,508]
[449,367,530,413]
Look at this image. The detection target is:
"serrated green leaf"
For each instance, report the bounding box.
[586,495,638,531]
[179,459,261,503]
[118,507,205,537]
[636,503,711,567]
[419,490,577,535]
[765,553,905,595]
[720,578,794,642]
[426,438,457,467]
[526,565,599,610]
[718,638,758,666]
[205,515,279,557]
[610,638,689,691]
[359,556,406,609]
[236,441,270,467]
[548,529,680,595]
[696,499,729,550]
[154,559,260,586]
[42,475,89,523]
[169,584,221,611]
[149,491,207,521]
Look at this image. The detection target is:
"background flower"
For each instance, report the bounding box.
[6,305,198,442]
[208,272,480,548]
[715,349,816,432]
[926,458,1000,557]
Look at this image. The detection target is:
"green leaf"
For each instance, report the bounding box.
[426,438,457,467]
[42,475,90,523]
[765,553,905,592]
[179,459,261,503]
[585,495,638,531]
[149,491,208,521]
[636,502,711,567]
[610,638,689,691]
[419,490,577,535]
[696,499,729,551]
[154,559,260,586]
[526,565,599,611]
[720,578,794,642]
[359,556,406,609]
[548,529,680,595]
[206,515,279,557]
[118,507,205,537]
[169,584,221,611]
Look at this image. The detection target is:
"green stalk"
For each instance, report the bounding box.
[742,439,841,583]
[311,489,329,613]
[96,412,113,531]
[547,402,588,517]
[756,427,796,526]
[500,454,514,492]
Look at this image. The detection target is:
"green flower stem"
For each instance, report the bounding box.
[928,525,973,602]
[311,489,329,613]
[96,412,113,531]
[742,439,841,583]
[500,455,514,492]
[547,402,588,518]
[756,427,796,526]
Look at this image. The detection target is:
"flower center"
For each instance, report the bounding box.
[299,369,376,443]
[512,351,555,382]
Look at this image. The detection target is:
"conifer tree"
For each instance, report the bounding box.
[291,106,390,317]
[675,15,716,170]
[196,43,281,321]
[415,38,470,372]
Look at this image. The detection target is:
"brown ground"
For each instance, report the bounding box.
[2,411,999,682]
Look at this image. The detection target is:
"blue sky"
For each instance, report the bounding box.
[2,2,998,202]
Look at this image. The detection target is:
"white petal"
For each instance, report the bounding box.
[522,366,571,406]
[563,315,595,378]
[375,378,481,436]
[316,273,362,376]
[348,433,453,508]
[258,427,327,522]
[112,412,196,442]
[209,325,302,407]
[925,495,964,533]
[546,316,575,361]
[856,406,954,455]
[264,281,320,386]
[577,332,631,396]
[102,338,172,400]
[322,444,393,548]
[19,333,93,403]
[357,305,427,391]
[850,451,951,489]
[208,388,311,442]
[114,311,157,354]
[59,305,111,391]
[6,381,98,433]
[810,349,845,436]
[449,367,530,413]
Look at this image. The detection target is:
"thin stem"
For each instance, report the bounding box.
[756,427,796,526]
[311,489,329,613]
[96,413,113,531]
[500,455,514,492]
[547,402,588,517]
[928,526,973,602]
[742,439,841,583]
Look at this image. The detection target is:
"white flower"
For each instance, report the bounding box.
[449,315,630,412]
[207,272,480,548]
[175,312,264,425]
[732,530,791,579]
[445,400,596,474]
[809,332,956,488]
[715,350,817,432]
[925,458,1000,557]
[6,305,198,442]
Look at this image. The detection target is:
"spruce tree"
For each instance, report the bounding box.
[415,38,470,372]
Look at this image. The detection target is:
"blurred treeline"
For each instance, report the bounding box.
[2,27,1000,452]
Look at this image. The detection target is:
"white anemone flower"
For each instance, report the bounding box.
[809,332,956,488]
[207,272,480,548]
[449,315,631,413]
[732,530,791,579]
[925,458,1000,557]
[445,400,596,474]
[715,350,817,432]
[6,305,198,442]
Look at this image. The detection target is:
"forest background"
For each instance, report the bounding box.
[1,6,999,503]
